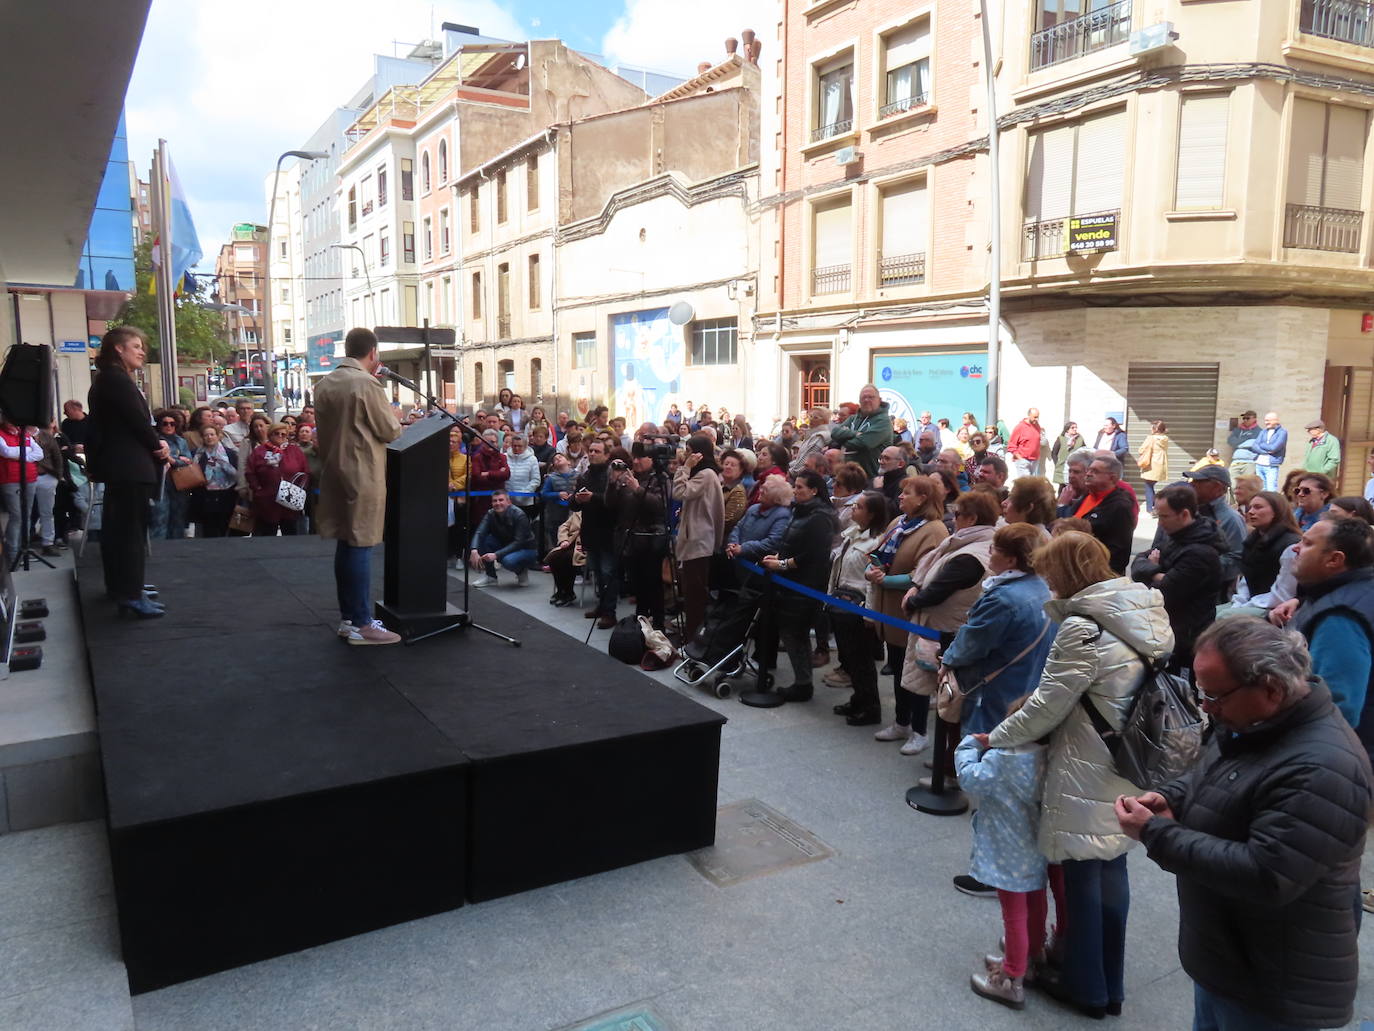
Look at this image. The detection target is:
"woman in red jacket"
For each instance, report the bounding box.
[246,422,309,536]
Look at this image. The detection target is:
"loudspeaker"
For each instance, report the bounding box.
[0,344,53,427]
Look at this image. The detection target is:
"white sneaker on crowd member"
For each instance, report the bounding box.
[337,620,354,638]
[472,574,498,587]
[874,723,909,742]
[346,620,402,646]
[515,568,529,586]
[899,731,929,755]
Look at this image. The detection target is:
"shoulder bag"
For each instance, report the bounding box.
[170,461,206,492]
[275,473,307,513]
[937,618,1051,723]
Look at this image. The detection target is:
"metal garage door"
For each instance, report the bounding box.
[1125,363,1220,491]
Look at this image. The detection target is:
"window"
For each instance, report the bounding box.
[498,359,515,390]
[379,231,391,266]
[689,318,738,365]
[497,171,508,223]
[473,361,484,401]
[402,221,415,263]
[279,286,289,302]
[404,285,417,325]
[377,166,388,207]
[1174,93,1229,210]
[573,331,596,368]
[811,194,853,294]
[1031,0,1134,71]
[527,155,540,211]
[235,244,256,263]
[530,357,542,395]
[425,281,435,321]
[361,175,373,216]
[380,288,391,321]
[440,277,451,323]
[471,271,482,318]
[283,328,292,344]
[813,54,854,142]
[438,139,448,182]
[881,21,931,118]
[528,253,541,308]
[422,152,431,194]
[440,209,451,254]
[347,186,357,230]
[497,262,511,337]
[279,241,288,259]
[878,179,929,286]
[1023,108,1126,259]
[401,158,413,201]
[423,217,433,261]
[470,189,480,233]
[1285,98,1367,252]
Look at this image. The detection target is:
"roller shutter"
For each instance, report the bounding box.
[1124,363,1219,492]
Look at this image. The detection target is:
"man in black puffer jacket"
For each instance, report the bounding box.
[1116,618,1373,1031]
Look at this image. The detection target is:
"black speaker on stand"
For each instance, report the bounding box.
[0,344,56,571]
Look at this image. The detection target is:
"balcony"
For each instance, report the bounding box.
[810,118,854,144]
[497,314,512,338]
[1300,0,1374,46]
[1029,0,1132,71]
[879,94,929,119]
[811,263,851,295]
[1284,203,1364,252]
[361,201,374,217]
[877,252,926,287]
[1021,210,1120,261]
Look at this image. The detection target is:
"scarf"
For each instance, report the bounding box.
[201,443,235,490]
[873,515,926,569]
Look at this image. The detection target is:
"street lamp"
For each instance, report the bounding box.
[331,242,373,327]
[264,149,328,418]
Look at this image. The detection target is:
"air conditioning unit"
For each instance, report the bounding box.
[835,146,862,166]
[1129,22,1178,57]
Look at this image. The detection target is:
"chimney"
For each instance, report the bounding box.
[698,61,712,73]
[725,37,738,56]
[741,29,761,64]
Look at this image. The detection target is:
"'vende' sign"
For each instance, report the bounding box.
[1067,213,1118,253]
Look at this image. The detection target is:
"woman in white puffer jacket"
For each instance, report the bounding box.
[986,531,1173,1020]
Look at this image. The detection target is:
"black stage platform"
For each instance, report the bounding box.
[79,536,724,994]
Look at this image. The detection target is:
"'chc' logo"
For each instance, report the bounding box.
[961,365,984,379]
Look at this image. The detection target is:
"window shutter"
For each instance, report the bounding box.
[813,200,852,268]
[1073,109,1126,214]
[1026,124,1074,222]
[881,180,928,258]
[1175,94,1229,209]
[884,20,930,70]
[1287,98,1327,207]
[1324,105,1368,210]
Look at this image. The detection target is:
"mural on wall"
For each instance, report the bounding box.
[871,350,990,427]
[611,308,684,428]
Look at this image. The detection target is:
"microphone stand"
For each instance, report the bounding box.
[379,368,518,647]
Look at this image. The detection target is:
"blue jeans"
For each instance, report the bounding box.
[334,541,372,627]
[1193,983,1303,1031]
[1258,464,1280,491]
[485,548,537,577]
[1061,855,1130,1007]
[1,481,33,560]
[584,545,620,616]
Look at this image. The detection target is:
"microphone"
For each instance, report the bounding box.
[376,365,422,394]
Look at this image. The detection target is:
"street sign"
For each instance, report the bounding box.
[373,326,457,346]
[59,340,86,354]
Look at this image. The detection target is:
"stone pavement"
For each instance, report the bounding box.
[1,523,1372,1030]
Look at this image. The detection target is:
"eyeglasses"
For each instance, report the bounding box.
[158,419,176,426]
[1198,683,1251,705]
[1295,487,1321,496]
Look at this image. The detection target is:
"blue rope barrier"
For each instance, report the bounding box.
[736,559,941,641]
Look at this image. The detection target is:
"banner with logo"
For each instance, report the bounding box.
[871,350,989,427]
[611,308,684,429]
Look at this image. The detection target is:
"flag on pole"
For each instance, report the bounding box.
[166,154,202,292]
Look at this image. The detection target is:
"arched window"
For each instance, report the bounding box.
[421,152,431,194]
[438,139,448,183]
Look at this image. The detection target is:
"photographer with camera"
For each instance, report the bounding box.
[573,440,620,629]
[608,440,673,632]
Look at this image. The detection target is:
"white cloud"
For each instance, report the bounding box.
[125,0,524,261]
[601,0,776,77]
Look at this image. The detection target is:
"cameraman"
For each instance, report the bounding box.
[608,441,671,632]
[572,441,619,629]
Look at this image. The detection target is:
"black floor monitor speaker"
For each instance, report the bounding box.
[0,344,54,427]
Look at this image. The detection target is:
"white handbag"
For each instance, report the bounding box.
[275,473,307,512]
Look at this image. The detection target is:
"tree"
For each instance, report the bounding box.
[109,236,225,366]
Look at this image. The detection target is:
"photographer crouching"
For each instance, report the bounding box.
[608,440,674,634]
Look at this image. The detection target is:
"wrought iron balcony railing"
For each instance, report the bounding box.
[879,93,929,119]
[877,252,927,287]
[810,118,854,143]
[1029,0,1133,71]
[811,263,851,295]
[1284,203,1364,252]
[1300,0,1374,47]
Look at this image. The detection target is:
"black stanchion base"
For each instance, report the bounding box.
[905,784,968,816]
[738,690,785,708]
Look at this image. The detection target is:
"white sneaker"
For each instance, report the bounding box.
[346,620,402,646]
[515,569,529,586]
[874,723,909,742]
[336,620,354,639]
[472,574,497,587]
[900,731,930,755]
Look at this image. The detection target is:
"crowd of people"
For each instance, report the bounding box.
[72,324,1372,1027]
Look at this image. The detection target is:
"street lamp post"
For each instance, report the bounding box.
[264,149,328,418]
[331,242,373,327]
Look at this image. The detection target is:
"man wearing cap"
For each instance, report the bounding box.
[1183,464,1246,586]
[1227,410,1261,480]
[1304,420,1342,478]
[1253,411,1287,491]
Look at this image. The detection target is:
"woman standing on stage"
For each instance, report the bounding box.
[86,326,168,618]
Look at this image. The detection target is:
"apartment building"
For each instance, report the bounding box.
[455,50,762,419]
[212,225,267,388]
[991,0,1374,490]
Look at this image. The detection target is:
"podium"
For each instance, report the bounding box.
[375,415,466,641]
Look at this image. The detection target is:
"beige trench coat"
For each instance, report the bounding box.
[313,357,401,546]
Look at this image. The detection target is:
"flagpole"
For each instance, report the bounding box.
[153,140,179,408]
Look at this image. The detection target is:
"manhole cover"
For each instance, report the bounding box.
[687,798,834,887]
[568,1008,669,1031]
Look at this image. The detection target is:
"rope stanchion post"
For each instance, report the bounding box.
[905,718,967,817]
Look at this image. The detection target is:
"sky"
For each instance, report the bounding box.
[123,0,773,272]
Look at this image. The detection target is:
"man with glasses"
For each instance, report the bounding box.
[1116,618,1371,1031]
[830,384,892,477]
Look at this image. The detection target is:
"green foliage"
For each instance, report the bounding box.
[109,236,225,366]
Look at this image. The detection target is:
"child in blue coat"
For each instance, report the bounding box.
[955,707,1048,1010]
